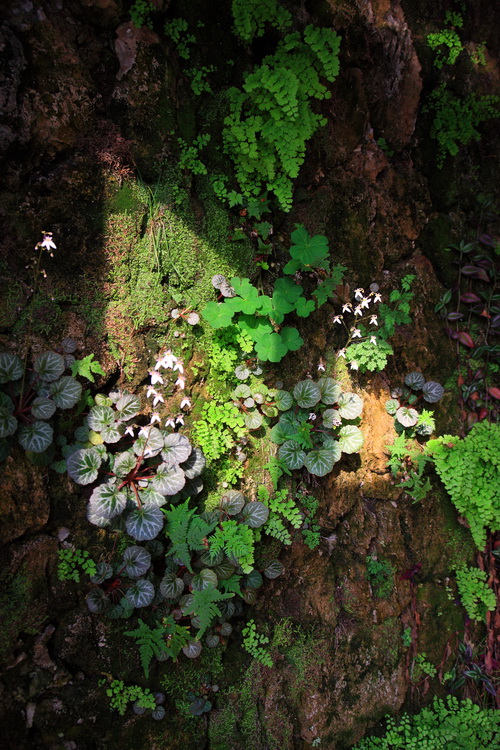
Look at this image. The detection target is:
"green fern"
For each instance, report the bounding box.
[164,501,217,571]
[209,520,255,572]
[183,588,234,639]
[161,615,191,660]
[124,619,167,678]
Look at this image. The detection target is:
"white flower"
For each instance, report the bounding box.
[354,288,364,300]
[175,376,185,390]
[372,292,382,303]
[360,296,371,309]
[124,425,135,437]
[337,348,346,358]
[317,362,326,372]
[350,361,359,370]
[369,315,378,325]
[40,233,56,252]
[174,360,184,374]
[152,391,164,407]
[149,370,164,386]
[165,417,176,428]
[352,328,362,338]
[333,315,343,324]
[370,336,377,345]
[354,306,363,317]
[150,412,161,424]
[342,303,352,313]
[180,397,191,410]
[146,385,156,399]
[175,414,185,425]
[309,413,317,421]
[155,349,177,370]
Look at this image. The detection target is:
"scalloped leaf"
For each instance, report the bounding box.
[0,353,23,383]
[100,422,123,444]
[241,501,269,528]
[67,447,102,484]
[191,568,218,591]
[152,464,186,495]
[152,706,166,720]
[113,450,136,477]
[404,372,425,391]
[138,486,168,507]
[232,384,251,399]
[183,640,202,658]
[126,505,164,540]
[115,392,141,421]
[279,440,306,470]
[124,578,155,608]
[304,447,337,476]
[245,410,263,430]
[123,546,152,578]
[293,380,321,408]
[263,560,284,579]
[34,351,65,382]
[160,571,185,600]
[86,587,110,614]
[269,420,296,444]
[395,406,419,427]
[90,562,113,583]
[338,425,364,454]
[31,396,56,420]
[219,490,245,516]
[133,426,164,458]
[88,482,127,520]
[385,399,399,416]
[50,376,82,409]
[161,433,192,468]
[0,406,17,438]
[244,569,263,589]
[181,447,206,479]
[422,381,444,403]
[88,404,115,432]
[318,378,342,405]
[234,364,251,380]
[275,390,293,411]
[18,421,53,452]
[337,392,363,420]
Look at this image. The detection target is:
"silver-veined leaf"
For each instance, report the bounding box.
[199,549,224,567]
[86,587,110,614]
[0,406,17,438]
[88,482,127,520]
[270,420,296,444]
[232,384,251,399]
[100,422,123,444]
[241,501,269,528]
[31,396,56,420]
[0,352,23,383]
[181,447,206,479]
[219,490,245,515]
[245,410,263,430]
[90,562,113,583]
[183,640,202,659]
[67,447,102,484]
[122,546,152,578]
[206,634,220,648]
[422,381,444,403]
[275,390,293,411]
[263,560,284,579]
[293,380,321,408]
[404,372,425,390]
[318,378,342,405]
[124,578,155,608]
[337,392,363,420]
[395,406,419,427]
[18,421,53,452]
[138,485,168,507]
[133,426,164,458]
[160,571,185,600]
[279,440,306,470]
[244,569,263,589]
[322,408,341,428]
[126,504,164,540]
[191,568,218,591]
[113,450,136,477]
[152,706,166,720]
[34,351,65,382]
[338,425,364,453]
[115,392,141,421]
[87,404,115,432]
[50,376,82,409]
[212,561,236,580]
[152,464,186,495]
[304,448,337,476]
[161,433,192,467]
[385,399,399,415]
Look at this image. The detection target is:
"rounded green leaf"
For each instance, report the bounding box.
[124,578,155,608]
[123,546,152,578]
[90,562,113,583]
[241,501,269,528]
[396,406,419,427]
[31,396,56,420]
[422,381,444,403]
[89,483,127,520]
[322,409,341,429]
[232,384,251,399]
[261,404,278,418]
[279,440,306,470]
[243,397,255,408]
[100,422,123,444]
[191,568,218,591]
[212,561,235,580]
[263,560,284,579]
[234,364,251,380]
[160,571,185,600]
[293,380,321,408]
[34,351,65,382]
[200,549,224,567]
[318,378,342,405]
[88,404,115,432]
[67,447,102,484]
[161,433,192,468]
[385,399,399,416]
[126,505,164,540]
[50,376,82,409]
[133,426,164,458]
[202,301,234,329]
[270,420,296,444]
[0,406,17,438]
[275,390,293,411]
[304,448,337,476]
[338,425,364,454]
[205,634,220,649]
[152,464,186,496]
[245,411,263,430]
[86,588,110,614]
[243,588,257,604]
[405,372,425,390]
[219,490,245,515]
[0,353,23,383]
[138,485,168,507]
[18,421,53,452]
[337,392,363,420]
[183,640,202,658]
[181,447,206,479]
[152,706,166,720]
[244,569,263,589]
[115,392,141,421]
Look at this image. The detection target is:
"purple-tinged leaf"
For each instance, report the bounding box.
[488,387,500,400]
[461,265,490,282]
[460,292,481,303]
[478,233,495,247]
[447,312,464,321]
[491,315,500,328]
[458,331,475,348]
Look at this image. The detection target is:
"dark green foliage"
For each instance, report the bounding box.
[57,548,97,582]
[232,0,291,42]
[365,556,394,599]
[455,566,496,621]
[124,619,169,678]
[183,588,235,640]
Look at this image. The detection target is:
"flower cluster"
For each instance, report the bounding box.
[144,349,191,427]
[333,286,382,370]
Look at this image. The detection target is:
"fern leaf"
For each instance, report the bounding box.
[183,588,234,640]
[124,619,166,678]
[164,500,196,571]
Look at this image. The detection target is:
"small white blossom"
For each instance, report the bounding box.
[174,360,184,374]
[156,349,177,370]
[354,306,363,317]
[146,385,156,399]
[40,233,56,253]
[150,412,161,424]
[165,417,176,428]
[354,288,364,300]
[149,370,164,385]
[309,413,317,421]
[372,293,382,303]
[342,303,352,313]
[352,328,362,338]
[337,348,346,358]
[124,425,135,437]
[360,296,371,309]
[152,391,164,407]
[317,362,326,372]
[180,397,191,410]
[369,315,378,325]
[175,414,185,425]
[175,376,185,390]
[333,315,343,324]
[370,336,377,345]
[350,361,359,371]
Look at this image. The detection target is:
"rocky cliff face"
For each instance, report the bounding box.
[0,1,498,748]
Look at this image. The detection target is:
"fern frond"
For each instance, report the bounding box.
[124,619,166,679]
[183,588,234,639]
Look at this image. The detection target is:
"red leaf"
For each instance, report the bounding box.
[467,412,479,428]
[457,374,465,387]
[479,407,489,421]
[488,387,500,400]
[458,331,475,348]
[460,292,481,303]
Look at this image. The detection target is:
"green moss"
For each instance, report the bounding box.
[0,569,45,664]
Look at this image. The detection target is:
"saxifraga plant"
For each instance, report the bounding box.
[385,371,444,434]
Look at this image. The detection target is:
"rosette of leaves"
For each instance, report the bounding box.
[86,545,156,618]
[270,378,364,476]
[66,392,206,540]
[0,350,83,460]
[386,373,443,435]
[231,382,279,430]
